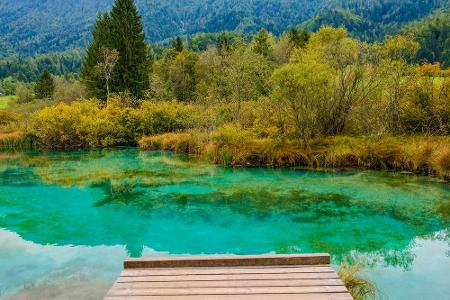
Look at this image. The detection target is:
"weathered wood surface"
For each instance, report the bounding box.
[104,254,352,300]
[124,254,330,268]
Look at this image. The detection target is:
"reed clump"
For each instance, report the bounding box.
[0,130,33,150]
[338,262,377,300]
[139,130,450,179]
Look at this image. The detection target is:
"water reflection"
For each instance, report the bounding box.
[0,148,449,299]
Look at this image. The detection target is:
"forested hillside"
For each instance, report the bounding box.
[0,50,84,83]
[0,0,322,56]
[301,0,449,41]
[1,0,448,57]
[403,9,450,67]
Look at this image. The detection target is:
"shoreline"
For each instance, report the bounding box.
[1,133,449,181]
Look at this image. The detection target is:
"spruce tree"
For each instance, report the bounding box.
[81,13,112,99]
[34,69,55,99]
[109,0,150,99]
[217,33,231,55]
[287,27,309,49]
[252,29,273,59]
[171,37,184,53]
[81,0,150,100]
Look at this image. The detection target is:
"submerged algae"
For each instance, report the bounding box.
[0,148,449,299]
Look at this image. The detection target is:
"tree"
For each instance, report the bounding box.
[195,46,225,103]
[81,13,113,99]
[272,59,332,140]
[381,35,420,134]
[15,83,34,104]
[288,27,309,48]
[81,0,150,100]
[0,77,18,95]
[34,69,55,99]
[95,47,119,101]
[217,33,231,55]
[171,37,184,53]
[251,29,274,60]
[109,0,150,100]
[168,50,198,102]
[223,45,272,121]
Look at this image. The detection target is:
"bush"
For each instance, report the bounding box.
[53,78,87,103]
[0,110,20,126]
[32,100,99,148]
[139,131,207,154]
[15,83,34,104]
[31,99,140,148]
[136,100,195,135]
[30,98,199,149]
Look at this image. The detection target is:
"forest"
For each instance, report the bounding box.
[0,0,449,181]
[0,3,449,87]
[1,0,447,57]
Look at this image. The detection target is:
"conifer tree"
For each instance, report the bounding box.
[217,33,231,55]
[171,37,184,53]
[252,29,274,59]
[109,0,150,99]
[81,0,150,100]
[34,69,55,99]
[81,13,112,99]
[288,27,309,48]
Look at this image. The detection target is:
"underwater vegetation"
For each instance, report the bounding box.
[0,149,449,299]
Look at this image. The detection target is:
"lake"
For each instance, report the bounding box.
[0,148,449,299]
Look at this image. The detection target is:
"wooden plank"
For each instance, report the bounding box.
[124,254,330,269]
[122,264,332,272]
[105,293,354,300]
[123,264,332,270]
[116,272,340,283]
[112,278,344,289]
[120,266,335,276]
[105,254,352,300]
[107,286,349,296]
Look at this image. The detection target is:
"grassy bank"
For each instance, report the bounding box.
[139,130,450,180]
[0,95,17,109]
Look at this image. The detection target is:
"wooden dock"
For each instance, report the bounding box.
[104,254,352,300]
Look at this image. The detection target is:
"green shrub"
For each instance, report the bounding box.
[136,100,196,135]
[139,131,207,154]
[31,99,139,148]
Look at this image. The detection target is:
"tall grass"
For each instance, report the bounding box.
[0,131,35,150]
[139,131,208,154]
[139,128,450,180]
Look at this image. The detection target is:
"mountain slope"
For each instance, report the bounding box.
[1,0,448,57]
[0,0,324,56]
[301,0,450,41]
[403,9,450,67]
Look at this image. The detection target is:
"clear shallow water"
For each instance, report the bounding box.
[0,148,449,299]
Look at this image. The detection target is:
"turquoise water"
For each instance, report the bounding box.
[0,148,449,299]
